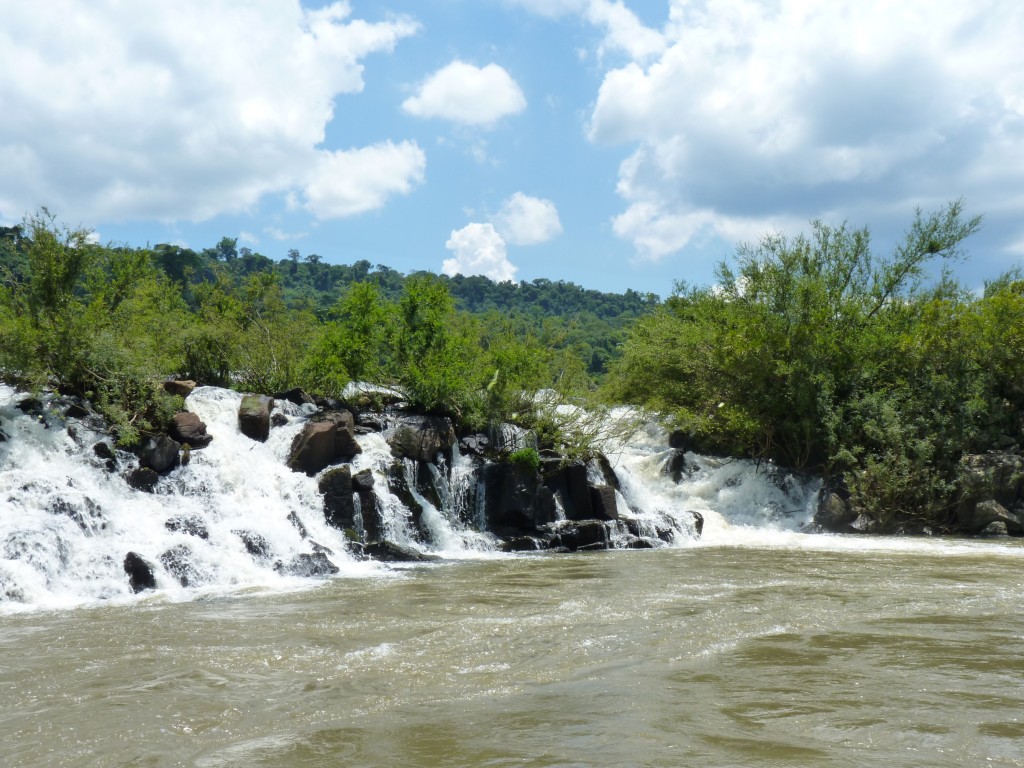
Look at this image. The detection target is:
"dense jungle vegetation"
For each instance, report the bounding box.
[2,201,1022,530]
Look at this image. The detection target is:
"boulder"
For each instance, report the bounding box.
[123,552,157,593]
[553,520,610,551]
[387,415,456,463]
[274,387,314,406]
[363,540,441,563]
[16,397,44,415]
[125,467,159,493]
[287,411,361,476]
[165,516,209,540]
[137,435,181,473]
[500,536,546,552]
[352,468,375,493]
[169,412,212,449]
[277,552,339,577]
[319,466,356,530]
[93,441,118,472]
[234,530,271,559]
[271,412,289,428]
[163,380,196,398]
[663,450,698,483]
[238,394,274,442]
[958,499,1022,536]
[589,484,619,521]
[159,544,202,587]
[543,461,593,521]
[814,489,858,533]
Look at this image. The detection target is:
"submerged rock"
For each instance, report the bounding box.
[276,552,339,577]
[123,552,157,593]
[363,540,441,563]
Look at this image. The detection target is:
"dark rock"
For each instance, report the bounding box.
[277,552,339,577]
[959,499,1022,536]
[163,380,197,398]
[386,462,425,534]
[850,513,880,534]
[16,397,44,415]
[234,530,271,559]
[589,454,620,490]
[957,453,1024,533]
[0,427,8,443]
[137,435,181,473]
[165,516,209,539]
[480,461,557,534]
[123,552,157,593]
[49,496,105,533]
[355,412,386,432]
[319,466,356,529]
[93,441,118,472]
[287,411,361,476]
[459,433,490,456]
[656,526,676,544]
[589,484,619,521]
[668,430,692,450]
[663,450,698,483]
[238,394,274,442]
[271,412,289,428]
[274,387,314,406]
[356,489,383,542]
[363,540,441,562]
[387,415,456,463]
[352,468,375,493]
[814,489,858,533]
[159,544,202,587]
[980,520,1010,537]
[500,536,545,552]
[64,402,90,419]
[543,461,593,521]
[691,511,704,537]
[554,520,610,551]
[126,467,159,493]
[621,535,657,549]
[169,411,212,449]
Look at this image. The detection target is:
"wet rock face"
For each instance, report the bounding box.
[276,552,339,577]
[238,395,274,442]
[137,435,181,474]
[287,411,361,476]
[363,541,441,563]
[125,467,159,493]
[123,552,157,593]
[479,461,557,535]
[159,544,202,587]
[386,415,456,463]
[319,466,356,530]
[169,412,212,449]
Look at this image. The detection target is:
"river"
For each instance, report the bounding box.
[3,539,1024,767]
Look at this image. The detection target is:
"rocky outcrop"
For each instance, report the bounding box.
[387,415,456,463]
[287,411,361,476]
[163,380,197,398]
[543,461,594,521]
[238,395,274,442]
[169,412,212,449]
[479,461,557,534]
[956,453,1024,535]
[319,466,355,530]
[363,541,441,563]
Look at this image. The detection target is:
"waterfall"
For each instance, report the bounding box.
[1,384,824,611]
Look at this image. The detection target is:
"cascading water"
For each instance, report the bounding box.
[1,384,825,612]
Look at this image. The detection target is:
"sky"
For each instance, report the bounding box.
[1,0,1023,297]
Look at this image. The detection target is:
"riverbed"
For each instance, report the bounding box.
[3,540,1024,767]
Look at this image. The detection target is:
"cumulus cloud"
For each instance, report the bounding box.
[303,141,426,219]
[586,0,1024,259]
[402,61,527,127]
[443,223,518,282]
[0,0,420,223]
[508,0,664,60]
[492,192,563,245]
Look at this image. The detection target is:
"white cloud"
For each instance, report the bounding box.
[584,0,1024,260]
[508,0,664,60]
[302,141,426,219]
[0,1,419,223]
[492,192,563,245]
[402,61,527,127]
[443,223,518,282]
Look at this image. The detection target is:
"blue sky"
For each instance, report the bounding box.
[2,1,1023,296]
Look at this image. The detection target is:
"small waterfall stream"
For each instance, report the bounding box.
[0,384,823,611]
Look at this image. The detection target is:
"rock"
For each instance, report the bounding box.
[480,461,557,534]
[980,520,1010,537]
[49,496,105,533]
[16,397,44,415]
[500,536,545,552]
[355,412,386,433]
[387,415,456,463]
[691,511,704,537]
[958,499,1022,536]
[814,489,858,533]
[163,380,197,398]
[352,468,375,493]
[137,435,181,473]
[668,430,692,450]
[125,467,159,493]
[287,511,309,538]
[277,552,339,577]
[663,450,698,483]
[169,412,212,449]
[287,411,361,476]
[271,412,289,428]
[93,441,118,472]
[238,394,274,442]
[165,516,209,539]
[123,552,157,593]
[543,461,593,521]
[355,488,383,543]
[621,535,657,549]
[319,466,356,530]
[589,484,619,521]
[850,513,880,534]
[459,433,490,456]
[274,387,314,406]
[159,544,202,587]
[554,520,610,551]
[0,427,8,443]
[588,454,620,490]
[234,530,271,559]
[64,402,90,419]
[363,541,441,563]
